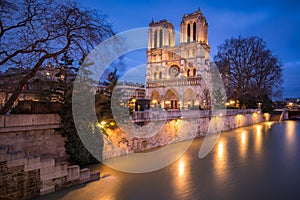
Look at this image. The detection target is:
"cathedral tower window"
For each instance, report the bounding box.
[159,72,163,79]
[154,72,157,80]
[154,30,157,48]
[187,69,190,77]
[159,29,163,47]
[193,22,197,41]
[187,24,191,43]
[193,68,196,76]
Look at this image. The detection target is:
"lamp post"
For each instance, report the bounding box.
[258,102,262,109]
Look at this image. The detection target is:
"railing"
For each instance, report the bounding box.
[130,109,260,122]
[130,110,181,121]
[288,109,300,119]
[146,77,202,88]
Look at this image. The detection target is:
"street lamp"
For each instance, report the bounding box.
[258,102,262,109]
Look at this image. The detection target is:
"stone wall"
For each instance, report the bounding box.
[103,109,267,160]
[0,114,100,199]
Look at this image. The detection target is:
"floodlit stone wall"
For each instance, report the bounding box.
[103,109,266,160]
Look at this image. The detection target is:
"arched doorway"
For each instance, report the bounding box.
[183,88,197,109]
[150,90,161,108]
[164,89,179,109]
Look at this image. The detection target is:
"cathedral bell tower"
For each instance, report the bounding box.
[148,19,175,49]
[180,8,208,46]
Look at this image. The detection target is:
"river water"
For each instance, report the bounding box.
[36,121,300,200]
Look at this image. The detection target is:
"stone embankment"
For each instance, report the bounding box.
[103,109,268,160]
[0,114,99,199]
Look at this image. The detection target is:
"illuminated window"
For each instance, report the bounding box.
[186,50,189,58]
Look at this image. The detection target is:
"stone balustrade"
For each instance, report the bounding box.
[147,77,202,88]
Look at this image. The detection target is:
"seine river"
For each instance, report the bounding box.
[36,121,300,200]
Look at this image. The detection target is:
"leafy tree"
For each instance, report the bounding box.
[214,36,283,109]
[95,69,120,126]
[212,87,226,109]
[201,88,211,109]
[0,0,114,114]
[59,54,100,166]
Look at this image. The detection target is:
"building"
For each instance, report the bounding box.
[0,64,70,109]
[146,8,211,110]
[110,82,150,112]
[114,81,146,100]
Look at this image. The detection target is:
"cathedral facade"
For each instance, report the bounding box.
[146,8,211,110]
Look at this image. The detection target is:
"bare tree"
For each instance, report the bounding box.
[214,36,283,108]
[0,0,114,114]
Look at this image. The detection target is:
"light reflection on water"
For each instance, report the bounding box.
[255,124,263,154]
[213,139,228,185]
[239,131,248,159]
[172,155,191,199]
[35,121,300,200]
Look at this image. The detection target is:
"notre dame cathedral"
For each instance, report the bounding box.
[145,8,211,110]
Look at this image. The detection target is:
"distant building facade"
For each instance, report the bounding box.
[0,64,68,109]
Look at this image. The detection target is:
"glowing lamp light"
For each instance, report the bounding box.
[60,74,65,80]
[101,121,107,125]
[110,121,115,126]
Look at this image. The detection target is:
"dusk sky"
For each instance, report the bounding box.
[79,0,300,98]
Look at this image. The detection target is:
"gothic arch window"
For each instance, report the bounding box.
[193,68,196,76]
[159,72,163,79]
[154,30,157,48]
[187,69,190,77]
[193,22,197,41]
[154,72,157,80]
[149,29,152,48]
[187,24,191,43]
[159,29,163,47]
